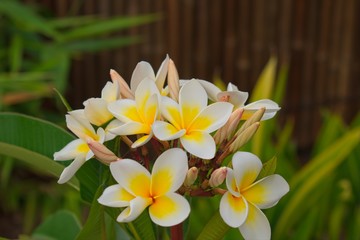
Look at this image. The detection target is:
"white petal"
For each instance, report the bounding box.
[232,152,263,190]
[108,99,142,123]
[150,148,188,196]
[117,196,152,222]
[159,96,182,130]
[135,78,160,117]
[227,82,239,91]
[239,202,271,240]
[242,174,289,209]
[110,122,150,136]
[110,159,151,197]
[84,98,113,126]
[225,168,241,197]
[130,61,155,93]
[98,184,135,207]
[143,93,159,126]
[243,99,280,121]
[217,91,248,109]
[132,134,153,148]
[66,111,97,140]
[180,131,216,159]
[197,79,222,102]
[57,156,85,184]
[188,102,233,133]
[101,81,119,102]
[219,192,248,228]
[54,139,88,161]
[153,121,186,141]
[149,193,190,227]
[179,80,208,127]
[155,54,169,91]
[104,119,122,141]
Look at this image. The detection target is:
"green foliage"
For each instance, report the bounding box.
[32,210,81,240]
[0,0,157,115]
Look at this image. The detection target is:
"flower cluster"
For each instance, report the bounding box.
[54,55,289,239]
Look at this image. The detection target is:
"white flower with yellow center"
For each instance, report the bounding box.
[153,80,233,159]
[191,80,280,121]
[54,110,105,184]
[98,148,190,226]
[108,78,160,148]
[220,152,289,240]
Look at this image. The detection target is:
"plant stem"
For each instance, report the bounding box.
[170,223,183,240]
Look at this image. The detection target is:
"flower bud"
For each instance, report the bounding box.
[214,108,243,144]
[229,122,260,152]
[110,69,134,99]
[184,167,198,187]
[168,59,180,101]
[209,167,228,187]
[87,138,119,164]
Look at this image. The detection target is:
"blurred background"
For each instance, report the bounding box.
[1,0,359,239]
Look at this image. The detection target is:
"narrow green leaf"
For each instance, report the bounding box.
[128,210,156,240]
[196,211,230,240]
[0,0,60,39]
[61,14,159,41]
[273,127,360,238]
[257,156,277,180]
[33,210,82,240]
[62,36,140,53]
[250,57,277,102]
[9,33,23,73]
[53,88,72,111]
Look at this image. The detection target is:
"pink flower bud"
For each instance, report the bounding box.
[87,138,119,164]
[184,167,198,187]
[110,69,134,99]
[209,167,228,187]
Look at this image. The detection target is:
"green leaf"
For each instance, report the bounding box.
[0,0,60,40]
[196,211,230,240]
[32,210,81,240]
[61,14,159,41]
[53,88,72,112]
[76,187,107,240]
[0,112,78,188]
[257,156,277,179]
[250,57,277,102]
[61,36,140,53]
[273,127,360,238]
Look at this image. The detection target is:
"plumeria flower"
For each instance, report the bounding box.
[98,148,190,226]
[220,152,289,240]
[128,55,170,95]
[83,80,120,126]
[153,80,233,159]
[184,80,280,121]
[108,78,160,148]
[54,110,105,184]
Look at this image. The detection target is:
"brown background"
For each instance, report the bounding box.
[34,0,360,153]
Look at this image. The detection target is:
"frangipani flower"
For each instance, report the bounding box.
[98,148,190,226]
[83,80,120,126]
[54,110,105,184]
[129,55,169,95]
[153,80,233,159]
[191,80,280,121]
[108,78,160,148]
[220,152,289,240]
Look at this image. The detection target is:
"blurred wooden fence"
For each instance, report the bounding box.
[38,0,359,152]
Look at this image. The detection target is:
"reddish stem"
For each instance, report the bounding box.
[170,223,183,240]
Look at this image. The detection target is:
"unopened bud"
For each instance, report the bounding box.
[110,69,134,99]
[229,122,260,152]
[168,59,180,101]
[184,167,198,187]
[87,139,119,164]
[214,108,244,144]
[237,107,265,135]
[209,167,228,187]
